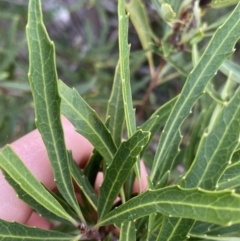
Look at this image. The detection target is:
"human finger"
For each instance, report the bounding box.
[0,116,93,223]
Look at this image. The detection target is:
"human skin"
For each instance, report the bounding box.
[0,116,147,229]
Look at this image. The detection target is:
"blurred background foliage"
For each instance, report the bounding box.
[0,0,239,158]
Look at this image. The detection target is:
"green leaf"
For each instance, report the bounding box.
[98,130,150,219]
[26,0,81,219]
[206,83,225,104]
[58,80,117,165]
[83,149,103,186]
[150,2,240,186]
[217,161,240,190]
[69,155,98,211]
[191,222,240,238]
[2,170,78,225]
[97,186,240,227]
[0,15,20,73]
[184,103,216,169]
[139,96,178,140]
[106,62,124,147]
[220,59,240,84]
[0,82,30,92]
[156,217,194,241]
[146,213,156,241]
[126,0,155,76]
[0,145,76,225]
[190,233,240,240]
[119,0,143,194]
[181,86,240,189]
[155,171,170,189]
[205,223,240,236]
[231,149,240,164]
[137,97,177,160]
[210,0,239,8]
[160,3,176,23]
[0,219,79,241]
[119,221,136,241]
[190,221,216,235]
[118,0,136,137]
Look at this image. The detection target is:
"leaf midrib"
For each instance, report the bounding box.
[35,21,76,209]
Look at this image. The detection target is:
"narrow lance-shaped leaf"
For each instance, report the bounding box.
[181,86,240,189]
[118,0,142,194]
[0,145,77,225]
[190,221,216,235]
[220,59,240,84]
[97,186,240,227]
[138,96,178,153]
[146,213,156,241]
[150,2,240,185]
[204,223,240,236]
[191,221,240,237]
[26,0,81,219]
[118,0,136,137]
[58,80,117,165]
[184,103,216,169]
[98,130,150,219]
[210,0,239,8]
[2,170,78,225]
[0,219,79,241]
[126,0,155,77]
[83,117,111,188]
[69,154,98,211]
[119,221,136,241]
[192,44,224,104]
[83,148,103,186]
[0,15,19,73]
[106,62,124,147]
